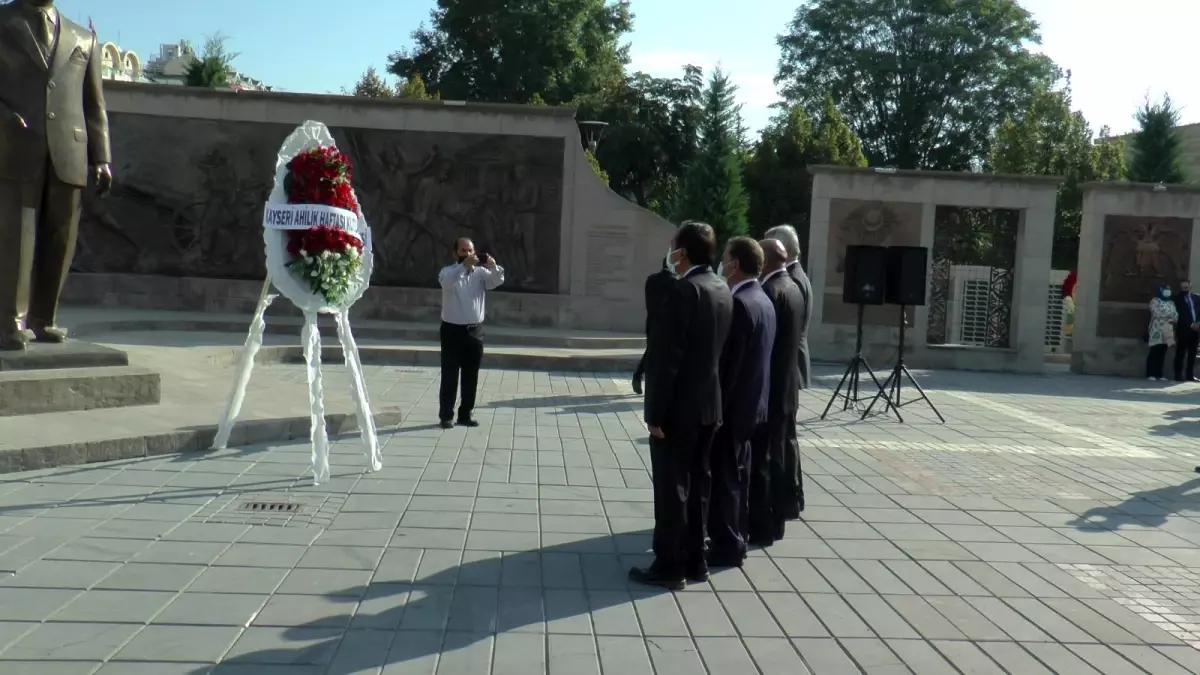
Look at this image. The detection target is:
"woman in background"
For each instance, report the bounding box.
[1147,283,1178,380]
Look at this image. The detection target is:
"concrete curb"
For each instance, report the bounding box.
[0,408,408,475]
[0,366,162,417]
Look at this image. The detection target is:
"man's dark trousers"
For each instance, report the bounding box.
[748,412,799,540]
[708,424,752,559]
[1175,328,1199,381]
[649,422,716,575]
[439,322,483,422]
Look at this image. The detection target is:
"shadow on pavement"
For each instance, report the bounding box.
[1069,477,1200,531]
[189,530,659,673]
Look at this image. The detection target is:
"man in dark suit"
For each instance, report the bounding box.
[632,221,733,589]
[764,224,813,389]
[1175,279,1200,382]
[0,0,113,350]
[752,239,805,544]
[632,256,676,395]
[708,237,775,568]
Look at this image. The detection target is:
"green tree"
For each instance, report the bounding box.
[397,73,440,100]
[674,68,749,244]
[1128,94,1188,184]
[988,80,1126,269]
[776,0,1058,170]
[577,65,706,216]
[388,0,631,105]
[185,33,238,89]
[744,95,867,245]
[585,150,609,183]
[351,67,395,98]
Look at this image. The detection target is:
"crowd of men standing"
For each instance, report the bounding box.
[630,221,813,590]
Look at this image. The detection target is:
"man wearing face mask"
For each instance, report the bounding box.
[1174,279,1200,382]
[632,221,732,589]
[437,237,504,429]
[631,251,677,395]
[708,237,775,568]
[753,239,805,544]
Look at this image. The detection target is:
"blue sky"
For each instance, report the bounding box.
[57,0,1200,136]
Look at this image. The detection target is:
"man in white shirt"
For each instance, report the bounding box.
[437,237,505,429]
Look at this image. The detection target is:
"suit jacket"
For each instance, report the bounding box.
[645,266,733,429]
[0,4,110,187]
[786,261,814,389]
[762,269,804,418]
[1174,291,1200,335]
[719,279,776,434]
[643,269,676,341]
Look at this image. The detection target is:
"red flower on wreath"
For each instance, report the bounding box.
[284,145,360,213]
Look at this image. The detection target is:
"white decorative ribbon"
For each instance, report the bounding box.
[263,202,360,235]
[302,311,331,485]
[335,310,381,472]
[212,280,278,450]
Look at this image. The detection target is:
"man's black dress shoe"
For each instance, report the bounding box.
[457,417,480,428]
[439,420,454,430]
[628,564,685,590]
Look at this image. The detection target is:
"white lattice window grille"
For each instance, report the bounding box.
[958,278,991,345]
[1045,283,1065,349]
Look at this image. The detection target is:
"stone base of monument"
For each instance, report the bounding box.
[0,342,161,417]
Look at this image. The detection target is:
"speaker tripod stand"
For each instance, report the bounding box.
[861,305,945,423]
[820,304,896,420]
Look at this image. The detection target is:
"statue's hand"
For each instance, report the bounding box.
[94,163,113,195]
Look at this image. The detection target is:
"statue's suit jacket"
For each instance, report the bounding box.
[0,5,110,188]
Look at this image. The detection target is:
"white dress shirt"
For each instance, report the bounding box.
[730,278,755,295]
[761,268,786,285]
[438,263,505,325]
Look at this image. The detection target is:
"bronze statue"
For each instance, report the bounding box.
[0,0,112,351]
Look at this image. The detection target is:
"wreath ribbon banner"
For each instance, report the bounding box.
[263,203,360,234]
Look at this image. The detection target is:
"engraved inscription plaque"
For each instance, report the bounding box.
[585,225,634,300]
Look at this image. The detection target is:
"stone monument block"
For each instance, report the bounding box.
[823,198,923,326]
[0,342,160,417]
[1095,215,1191,338]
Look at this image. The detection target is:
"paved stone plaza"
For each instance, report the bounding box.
[2,362,1200,674]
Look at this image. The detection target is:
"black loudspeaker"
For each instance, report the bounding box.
[884,246,929,306]
[842,245,887,305]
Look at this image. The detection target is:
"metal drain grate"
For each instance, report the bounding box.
[239,501,301,513]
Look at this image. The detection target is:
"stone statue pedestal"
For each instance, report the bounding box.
[0,341,160,417]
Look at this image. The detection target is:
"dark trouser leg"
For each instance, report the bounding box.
[1147,344,1167,379]
[649,423,702,576]
[1175,336,1188,380]
[458,325,483,421]
[1186,334,1199,380]
[438,323,462,421]
[780,413,802,518]
[684,424,716,569]
[26,174,81,332]
[633,351,646,381]
[747,422,773,542]
[766,416,790,534]
[0,180,38,341]
[708,425,750,558]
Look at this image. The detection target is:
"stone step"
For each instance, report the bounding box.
[0,340,129,372]
[64,308,645,350]
[0,365,161,417]
[246,343,641,372]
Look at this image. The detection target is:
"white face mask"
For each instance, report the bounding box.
[666,247,681,274]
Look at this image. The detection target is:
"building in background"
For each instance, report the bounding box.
[142,40,271,91]
[98,41,146,82]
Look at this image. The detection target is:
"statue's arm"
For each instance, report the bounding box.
[83,33,111,166]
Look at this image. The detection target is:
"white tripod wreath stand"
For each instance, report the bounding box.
[209,121,382,486]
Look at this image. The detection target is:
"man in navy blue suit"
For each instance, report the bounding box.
[708,237,776,568]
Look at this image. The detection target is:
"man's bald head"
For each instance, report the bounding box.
[760,238,787,273]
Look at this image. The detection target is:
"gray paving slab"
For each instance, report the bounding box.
[3,364,1200,672]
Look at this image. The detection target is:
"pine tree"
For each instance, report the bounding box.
[674,68,749,246]
[352,67,395,98]
[1128,94,1187,184]
[397,73,439,100]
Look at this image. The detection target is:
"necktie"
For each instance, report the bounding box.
[38,11,54,54]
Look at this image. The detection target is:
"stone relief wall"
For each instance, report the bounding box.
[1095,215,1192,338]
[74,113,565,294]
[823,198,923,326]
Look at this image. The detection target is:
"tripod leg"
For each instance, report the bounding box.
[845,360,859,410]
[820,359,856,420]
[860,359,903,422]
[861,366,897,419]
[901,365,945,423]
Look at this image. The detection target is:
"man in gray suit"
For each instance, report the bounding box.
[0,0,113,350]
[764,225,812,389]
